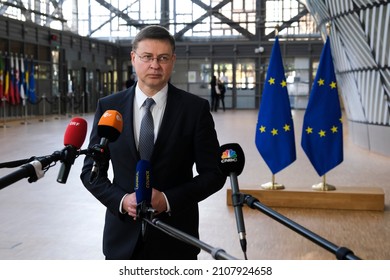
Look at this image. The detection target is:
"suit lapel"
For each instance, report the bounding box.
[154,84,182,154]
[120,88,139,161]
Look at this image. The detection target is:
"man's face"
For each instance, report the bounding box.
[131,39,176,95]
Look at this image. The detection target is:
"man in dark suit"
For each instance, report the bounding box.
[80,25,226,260]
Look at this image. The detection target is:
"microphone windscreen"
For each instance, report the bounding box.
[219,143,245,176]
[134,160,152,204]
[63,117,88,148]
[97,110,123,142]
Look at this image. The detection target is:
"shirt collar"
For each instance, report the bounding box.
[135,84,168,110]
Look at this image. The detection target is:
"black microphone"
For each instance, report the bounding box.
[134,160,154,237]
[57,117,88,183]
[89,110,123,183]
[219,143,247,259]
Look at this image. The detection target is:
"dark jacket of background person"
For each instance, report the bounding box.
[210,75,219,112]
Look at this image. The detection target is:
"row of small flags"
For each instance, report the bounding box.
[0,54,37,106]
[255,35,343,178]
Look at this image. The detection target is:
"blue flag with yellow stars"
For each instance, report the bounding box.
[301,36,343,177]
[255,36,296,174]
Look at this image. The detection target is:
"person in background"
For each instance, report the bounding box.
[210,75,219,112]
[217,79,226,112]
[80,25,226,260]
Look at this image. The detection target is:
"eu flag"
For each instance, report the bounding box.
[301,36,343,176]
[255,37,296,174]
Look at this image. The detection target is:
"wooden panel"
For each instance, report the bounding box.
[226,186,385,211]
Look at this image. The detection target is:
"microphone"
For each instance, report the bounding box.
[219,143,247,259]
[134,160,154,237]
[0,117,87,189]
[89,110,123,183]
[57,117,88,184]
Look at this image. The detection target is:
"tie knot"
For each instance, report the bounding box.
[144,98,155,110]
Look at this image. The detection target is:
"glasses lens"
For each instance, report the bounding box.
[136,53,171,64]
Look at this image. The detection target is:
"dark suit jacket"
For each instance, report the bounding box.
[80,83,226,259]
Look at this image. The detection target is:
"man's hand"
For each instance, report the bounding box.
[123,188,167,219]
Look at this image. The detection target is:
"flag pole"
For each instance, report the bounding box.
[312,173,336,191]
[20,55,30,125]
[1,98,9,128]
[261,174,285,190]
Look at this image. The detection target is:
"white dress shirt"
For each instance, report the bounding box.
[119,84,171,214]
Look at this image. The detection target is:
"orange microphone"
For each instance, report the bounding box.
[89,110,123,183]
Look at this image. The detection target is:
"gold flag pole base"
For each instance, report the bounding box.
[261,174,285,190]
[312,182,336,191]
[312,174,336,191]
[261,181,285,190]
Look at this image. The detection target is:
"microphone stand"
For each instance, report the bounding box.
[137,206,238,260]
[0,157,37,169]
[145,217,238,260]
[0,145,84,190]
[242,193,361,260]
[0,151,62,190]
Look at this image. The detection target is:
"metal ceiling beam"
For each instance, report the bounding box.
[175,0,255,40]
[0,0,66,22]
[264,7,309,39]
[191,0,255,39]
[45,0,66,26]
[94,0,145,28]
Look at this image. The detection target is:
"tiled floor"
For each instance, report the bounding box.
[0,110,389,260]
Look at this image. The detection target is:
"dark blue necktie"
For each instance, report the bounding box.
[139,98,155,160]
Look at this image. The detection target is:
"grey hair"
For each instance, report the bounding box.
[132,25,176,53]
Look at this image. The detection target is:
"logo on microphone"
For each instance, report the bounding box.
[145,170,150,188]
[135,170,151,190]
[69,121,81,126]
[221,149,238,163]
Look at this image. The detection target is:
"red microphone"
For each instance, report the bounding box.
[63,117,88,149]
[57,117,88,183]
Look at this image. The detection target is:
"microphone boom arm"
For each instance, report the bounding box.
[243,193,361,260]
[0,151,62,190]
[145,217,238,260]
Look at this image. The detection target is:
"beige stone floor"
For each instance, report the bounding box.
[0,110,389,260]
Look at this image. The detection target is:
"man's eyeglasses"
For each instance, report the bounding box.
[134,52,173,64]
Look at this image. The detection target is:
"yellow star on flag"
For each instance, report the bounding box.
[317,79,325,86]
[305,127,313,134]
[283,124,290,131]
[331,126,338,133]
[268,77,275,85]
[259,125,266,133]
[271,128,278,136]
[330,81,337,89]
[280,80,287,87]
[319,130,326,137]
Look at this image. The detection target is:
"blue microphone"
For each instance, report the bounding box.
[134,160,153,237]
[135,160,152,206]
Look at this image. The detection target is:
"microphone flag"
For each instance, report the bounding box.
[219,143,245,176]
[301,36,343,176]
[97,110,123,141]
[255,36,296,174]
